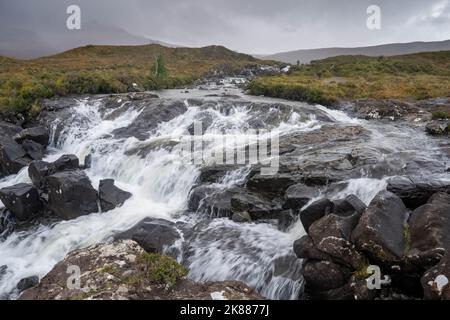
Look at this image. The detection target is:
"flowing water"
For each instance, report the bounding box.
[0,82,449,299]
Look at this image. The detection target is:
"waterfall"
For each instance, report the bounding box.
[1,85,449,300]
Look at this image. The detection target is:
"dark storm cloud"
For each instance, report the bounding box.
[0,0,449,54]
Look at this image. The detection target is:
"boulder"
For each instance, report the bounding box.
[333,195,367,217]
[0,183,43,221]
[115,218,181,256]
[28,155,80,189]
[28,160,50,189]
[17,276,39,293]
[387,176,450,209]
[303,260,352,295]
[421,253,450,300]
[308,213,366,269]
[293,236,332,262]
[14,126,49,146]
[51,154,79,172]
[299,198,333,232]
[408,193,450,268]
[0,136,30,176]
[19,240,261,300]
[46,170,98,220]
[352,191,408,266]
[283,183,319,210]
[98,179,132,212]
[21,140,45,160]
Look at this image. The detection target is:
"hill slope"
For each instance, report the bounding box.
[248,51,450,105]
[259,40,450,64]
[0,44,261,116]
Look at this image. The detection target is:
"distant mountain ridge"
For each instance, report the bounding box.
[257,40,450,64]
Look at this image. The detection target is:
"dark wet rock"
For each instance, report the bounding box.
[46,170,98,220]
[98,179,132,212]
[352,191,408,267]
[188,185,281,220]
[311,212,361,244]
[333,195,367,217]
[230,192,282,220]
[115,218,181,256]
[283,183,319,210]
[387,176,450,209]
[51,154,79,172]
[19,240,261,300]
[14,127,49,146]
[247,172,299,198]
[300,198,333,232]
[426,121,449,136]
[293,236,332,262]
[28,160,51,189]
[311,214,366,269]
[421,253,450,300]
[0,208,16,240]
[21,140,45,160]
[28,155,80,190]
[0,183,43,222]
[112,100,188,140]
[303,260,352,295]
[188,185,234,217]
[0,136,30,176]
[408,193,450,268]
[17,276,39,293]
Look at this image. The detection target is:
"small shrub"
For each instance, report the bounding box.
[138,252,188,286]
[431,110,450,120]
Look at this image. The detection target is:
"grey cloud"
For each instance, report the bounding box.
[0,0,448,56]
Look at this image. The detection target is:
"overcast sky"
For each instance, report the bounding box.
[0,0,449,54]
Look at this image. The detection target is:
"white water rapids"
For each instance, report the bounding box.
[0,85,448,300]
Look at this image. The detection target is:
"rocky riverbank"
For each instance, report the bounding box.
[19,240,261,300]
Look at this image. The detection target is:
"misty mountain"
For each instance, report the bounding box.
[0,21,178,59]
[0,28,56,59]
[257,40,450,64]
